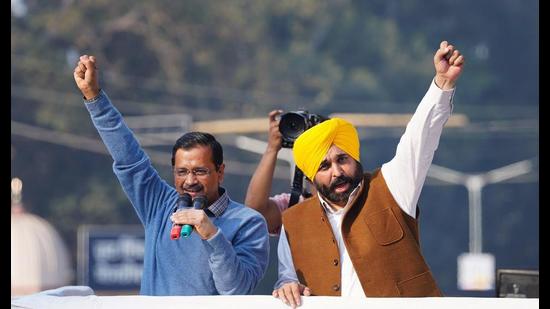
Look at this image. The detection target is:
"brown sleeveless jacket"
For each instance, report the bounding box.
[282,169,442,297]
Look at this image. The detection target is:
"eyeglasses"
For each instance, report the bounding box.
[173,167,211,179]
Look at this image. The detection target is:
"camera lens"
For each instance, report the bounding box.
[279,113,308,140]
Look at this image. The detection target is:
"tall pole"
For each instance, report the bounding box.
[428,158,535,253]
[466,176,483,253]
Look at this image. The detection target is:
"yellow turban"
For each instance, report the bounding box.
[293,118,360,180]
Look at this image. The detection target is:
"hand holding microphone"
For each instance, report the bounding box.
[171,195,217,240]
[170,193,192,240]
[181,195,207,237]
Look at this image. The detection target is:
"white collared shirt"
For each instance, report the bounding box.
[317,185,366,298]
[275,79,455,297]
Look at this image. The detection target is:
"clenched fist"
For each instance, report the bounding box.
[433,40,465,90]
[73,55,100,100]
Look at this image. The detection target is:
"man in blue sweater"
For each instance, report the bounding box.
[73,55,269,295]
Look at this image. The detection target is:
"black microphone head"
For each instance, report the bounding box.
[178,193,192,208]
[192,195,207,210]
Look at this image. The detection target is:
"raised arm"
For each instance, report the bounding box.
[245,110,285,233]
[73,55,174,225]
[381,41,465,218]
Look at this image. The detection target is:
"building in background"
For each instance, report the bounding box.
[11,177,73,296]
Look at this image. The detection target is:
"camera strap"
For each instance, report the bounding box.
[289,166,304,208]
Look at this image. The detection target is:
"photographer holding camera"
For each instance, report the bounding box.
[245,109,319,235]
[272,40,464,306]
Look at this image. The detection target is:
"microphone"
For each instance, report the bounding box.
[170,193,192,240]
[180,195,208,238]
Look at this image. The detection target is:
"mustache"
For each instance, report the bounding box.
[329,175,353,191]
[183,184,204,192]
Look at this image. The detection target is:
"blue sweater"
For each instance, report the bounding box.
[84,90,269,295]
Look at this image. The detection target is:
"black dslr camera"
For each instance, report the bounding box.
[279,110,329,148]
[278,110,329,207]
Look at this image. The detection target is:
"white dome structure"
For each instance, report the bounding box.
[11,177,73,296]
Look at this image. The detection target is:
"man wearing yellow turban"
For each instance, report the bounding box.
[273,40,465,306]
[293,117,360,181]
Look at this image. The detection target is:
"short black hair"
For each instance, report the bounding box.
[171,132,223,169]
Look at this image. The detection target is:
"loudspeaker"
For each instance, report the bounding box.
[496,269,539,298]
